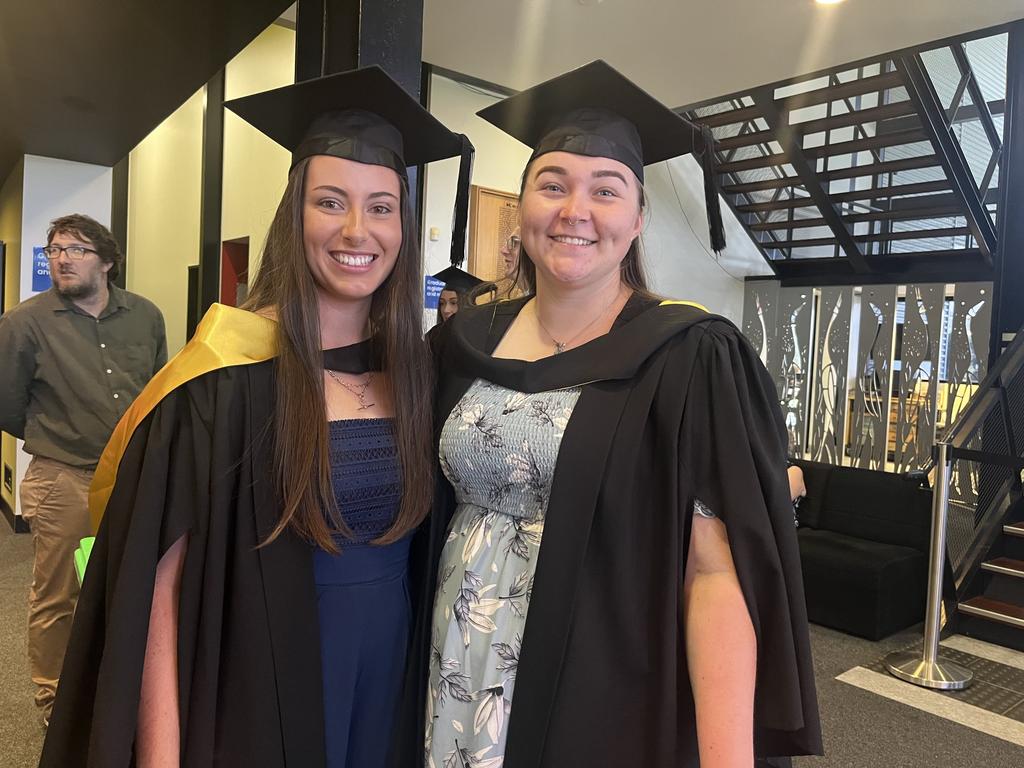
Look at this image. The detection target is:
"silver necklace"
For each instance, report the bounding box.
[326,370,376,411]
[534,290,623,355]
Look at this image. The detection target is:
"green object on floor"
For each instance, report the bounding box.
[74,536,95,585]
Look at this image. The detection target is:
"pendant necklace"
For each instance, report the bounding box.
[327,370,376,411]
[534,289,623,356]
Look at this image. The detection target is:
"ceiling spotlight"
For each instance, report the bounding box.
[815,0,847,4]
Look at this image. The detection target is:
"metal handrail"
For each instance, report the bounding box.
[943,333,1024,448]
[885,329,1024,690]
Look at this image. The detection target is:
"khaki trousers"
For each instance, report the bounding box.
[20,455,94,717]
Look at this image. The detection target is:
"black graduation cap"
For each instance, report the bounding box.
[224,65,476,266]
[477,60,726,252]
[432,265,486,294]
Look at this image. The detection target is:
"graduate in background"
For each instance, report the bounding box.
[432,268,488,327]
[396,61,821,768]
[40,67,472,768]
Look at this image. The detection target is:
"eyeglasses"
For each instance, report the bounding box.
[42,246,97,261]
[504,235,521,251]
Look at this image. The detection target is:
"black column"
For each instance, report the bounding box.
[416,62,433,230]
[990,20,1024,362]
[197,69,226,317]
[295,0,423,91]
[110,156,129,289]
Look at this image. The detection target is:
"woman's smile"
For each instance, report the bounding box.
[328,250,379,271]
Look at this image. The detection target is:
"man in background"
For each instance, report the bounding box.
[468,226,524,306]
[0,214,166,725]
[500,225,521,281]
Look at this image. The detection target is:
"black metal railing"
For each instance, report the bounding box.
[885,327,1024,689]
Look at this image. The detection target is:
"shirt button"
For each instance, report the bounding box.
[100,343,106,349]
[113,393,119,399]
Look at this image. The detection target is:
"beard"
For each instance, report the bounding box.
[54,272,102,300]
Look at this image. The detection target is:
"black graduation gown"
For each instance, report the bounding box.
[40,330,379,768]
[398,296,823,767]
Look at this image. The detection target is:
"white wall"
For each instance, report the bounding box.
[127,88,204,356]
[222,22,295,275]
[643,156,771,322]
[423,74,532,278]
[124,22,295,356]
[424,73,770,324]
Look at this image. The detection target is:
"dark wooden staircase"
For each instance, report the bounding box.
[679,35,1005,287]
[959,521,1024,646]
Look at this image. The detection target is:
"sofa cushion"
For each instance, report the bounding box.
[798,528,928,639]
[817,465,930,552]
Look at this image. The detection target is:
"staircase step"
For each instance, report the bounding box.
[981,557,1024,578]
[959,597,1024,629]
[1005,523,1024,538]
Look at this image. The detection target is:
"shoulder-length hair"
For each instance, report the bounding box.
[48,214,124,283]
[511,159,655,299]
[244,157,433,552]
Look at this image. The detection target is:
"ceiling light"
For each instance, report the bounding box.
[815,0,847,4]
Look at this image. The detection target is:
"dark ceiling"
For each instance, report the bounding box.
[0,0,294,183]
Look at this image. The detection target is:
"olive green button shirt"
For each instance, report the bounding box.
[0,285,167,469]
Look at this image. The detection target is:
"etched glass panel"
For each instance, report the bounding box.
[777,286,815,456]
[741,281,781,371]
[851,286,897,469]
[894,284,945,472]
[810,287,853,464]
[941,283,992,435]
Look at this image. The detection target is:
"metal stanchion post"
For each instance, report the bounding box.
[885,442,973,690]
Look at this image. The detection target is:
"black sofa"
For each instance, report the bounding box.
[791,459,933,640]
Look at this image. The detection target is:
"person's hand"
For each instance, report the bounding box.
[787,466,806,503]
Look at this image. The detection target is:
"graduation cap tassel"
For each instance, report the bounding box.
[699,124,727,254]
[450,134,476,267]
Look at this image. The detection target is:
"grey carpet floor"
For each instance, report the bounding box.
[797,625,1024,767]
[3,518,1024,767]
[1,521,44,768]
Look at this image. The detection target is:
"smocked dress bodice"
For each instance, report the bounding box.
[426,380,582,766]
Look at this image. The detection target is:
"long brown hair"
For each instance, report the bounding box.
[244,158,433,551]
[512,160,654,297]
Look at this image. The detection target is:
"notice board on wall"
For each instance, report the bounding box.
[467,185,518,283]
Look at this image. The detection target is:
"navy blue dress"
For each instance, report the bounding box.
[314,417,410,768]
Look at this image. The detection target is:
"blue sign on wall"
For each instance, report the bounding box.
[424,275,444,309]
[32,247,52,292]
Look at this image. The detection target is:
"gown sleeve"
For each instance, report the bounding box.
[679,320,823,757]
[40,376,219,767]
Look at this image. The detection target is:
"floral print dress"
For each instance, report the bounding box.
[426,379,581,768]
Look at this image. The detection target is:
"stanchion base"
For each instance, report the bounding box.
[884,651,973,690]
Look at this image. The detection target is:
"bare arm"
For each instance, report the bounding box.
[787,466,806,503]
[684,515,757,768]
[136,534,187,768]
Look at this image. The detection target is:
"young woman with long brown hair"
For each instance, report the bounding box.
[40,67,472,768]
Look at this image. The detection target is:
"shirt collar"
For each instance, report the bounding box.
[106,284,130,312]
[41,288,76,312]
[45,283,130,318]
